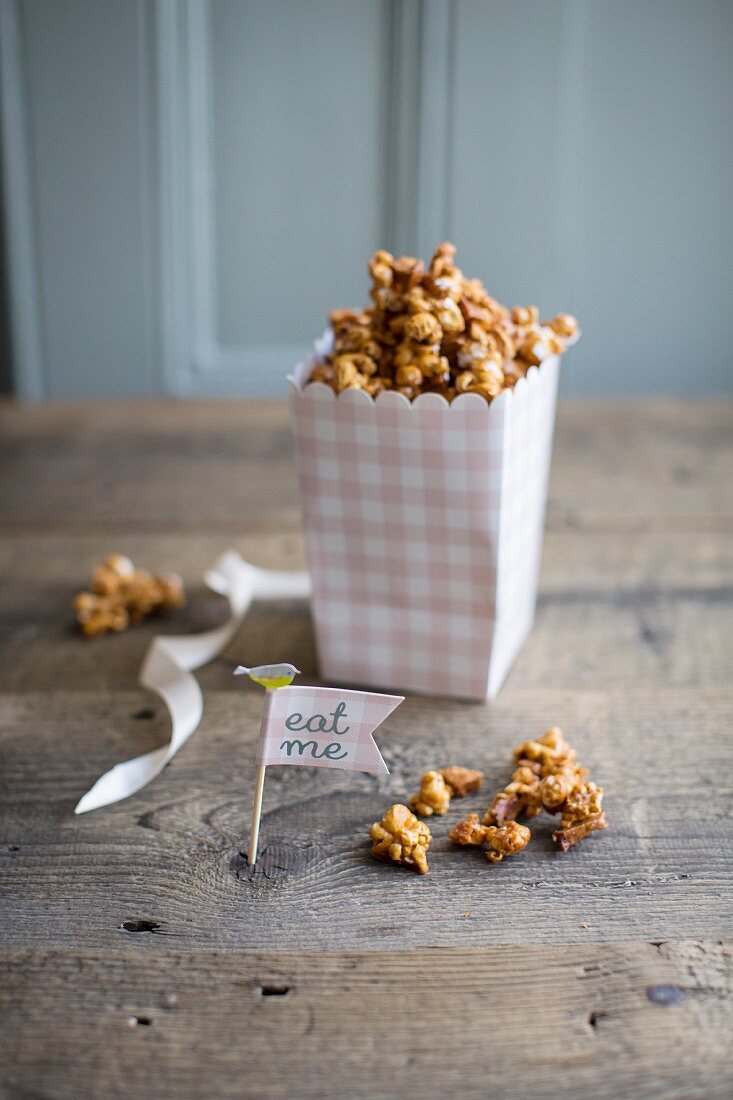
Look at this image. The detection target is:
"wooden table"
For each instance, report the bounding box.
[1,400,731,1099]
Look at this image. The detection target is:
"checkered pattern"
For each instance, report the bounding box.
[488,356,560,695]
[256,685,400,774]
[289,342,559,700]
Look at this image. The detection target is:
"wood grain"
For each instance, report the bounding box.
[0,400,731,533]
[0,529,731,694]
[0,399,731,1098]
[1,943,730,1100]
[1,685,731,951]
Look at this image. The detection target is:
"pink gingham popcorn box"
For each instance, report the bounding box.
[289,333,559,700]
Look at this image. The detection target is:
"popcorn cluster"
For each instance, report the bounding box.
[370,803,431,875]
[479,726,607,851]
[309,242,579,402]
[450,815,531,863]
[369,766,483,873]
[408,766,484,817]
[553,781,607,853]
[74,554,184,637]
[368,732,606,874]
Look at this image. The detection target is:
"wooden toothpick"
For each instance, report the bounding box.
[234,663,300,866]
[248,762,267,865]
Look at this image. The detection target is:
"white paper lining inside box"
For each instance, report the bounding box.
[289,334,560,700]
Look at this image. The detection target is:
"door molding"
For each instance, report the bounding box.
[156,0,454,396]
[0,0,45,399]
[1,0,455,397]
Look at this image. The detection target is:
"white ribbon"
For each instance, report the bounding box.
[74,550,311,813]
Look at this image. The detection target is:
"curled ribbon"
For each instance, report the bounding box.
[74,551,311,813]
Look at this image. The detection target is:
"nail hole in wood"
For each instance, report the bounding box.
[6,845,19,852]
[646,984,686,1006]
[119,919,161,934]
[258,983,290,997]
[129,1015,153,1027]
[588,1010,607,1029]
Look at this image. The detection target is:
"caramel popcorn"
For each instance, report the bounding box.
[74,554,185,637]
[370,803,431,874]
[73,592,129,637]
[395,363,424,390]
[511,305,539,328]
[512,725,574,768]
[372,733,605,875]
[450,813,489,847]
[552,781,607,852]
[308,244,580,401]
[483,727,607,852]
[483,759,543,826]
[404,311,442,345]
[409,771,452,816]
[540,771,576,812]
[449,813,530,863]
[546,313,579,341]
[408,764,485,818]
[485,822,531,863]
[440,765,484,797]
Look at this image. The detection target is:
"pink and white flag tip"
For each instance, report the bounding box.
[255,684,403,776]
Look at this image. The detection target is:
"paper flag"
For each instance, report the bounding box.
[255,685,401,775]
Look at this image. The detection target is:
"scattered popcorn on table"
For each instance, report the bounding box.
[485,822,532,863]
[369,803,431,874]
[73,592,129,637]
[307,242,580,402]
[74,554,185,637]
[483,759,543,826]
[552,781,607,852]
[440,765,484,797]
[449,813,531,863]
[450,812,492,847]
[409,771,452,816]
[409,765,485,817]
[484,727,589,826]
[482,727,608,852]
[369,733,605,875]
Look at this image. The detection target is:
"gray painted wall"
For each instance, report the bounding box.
[1,0,732,399]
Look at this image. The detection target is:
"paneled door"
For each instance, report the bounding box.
[2,1,731,397]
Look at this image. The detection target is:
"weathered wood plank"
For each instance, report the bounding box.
[1,942,730,1100]
[0,399,731,1098]
[2,526,733,601]
[1,401,731,532]
[0,530,731,693]
[1,687,730,950]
